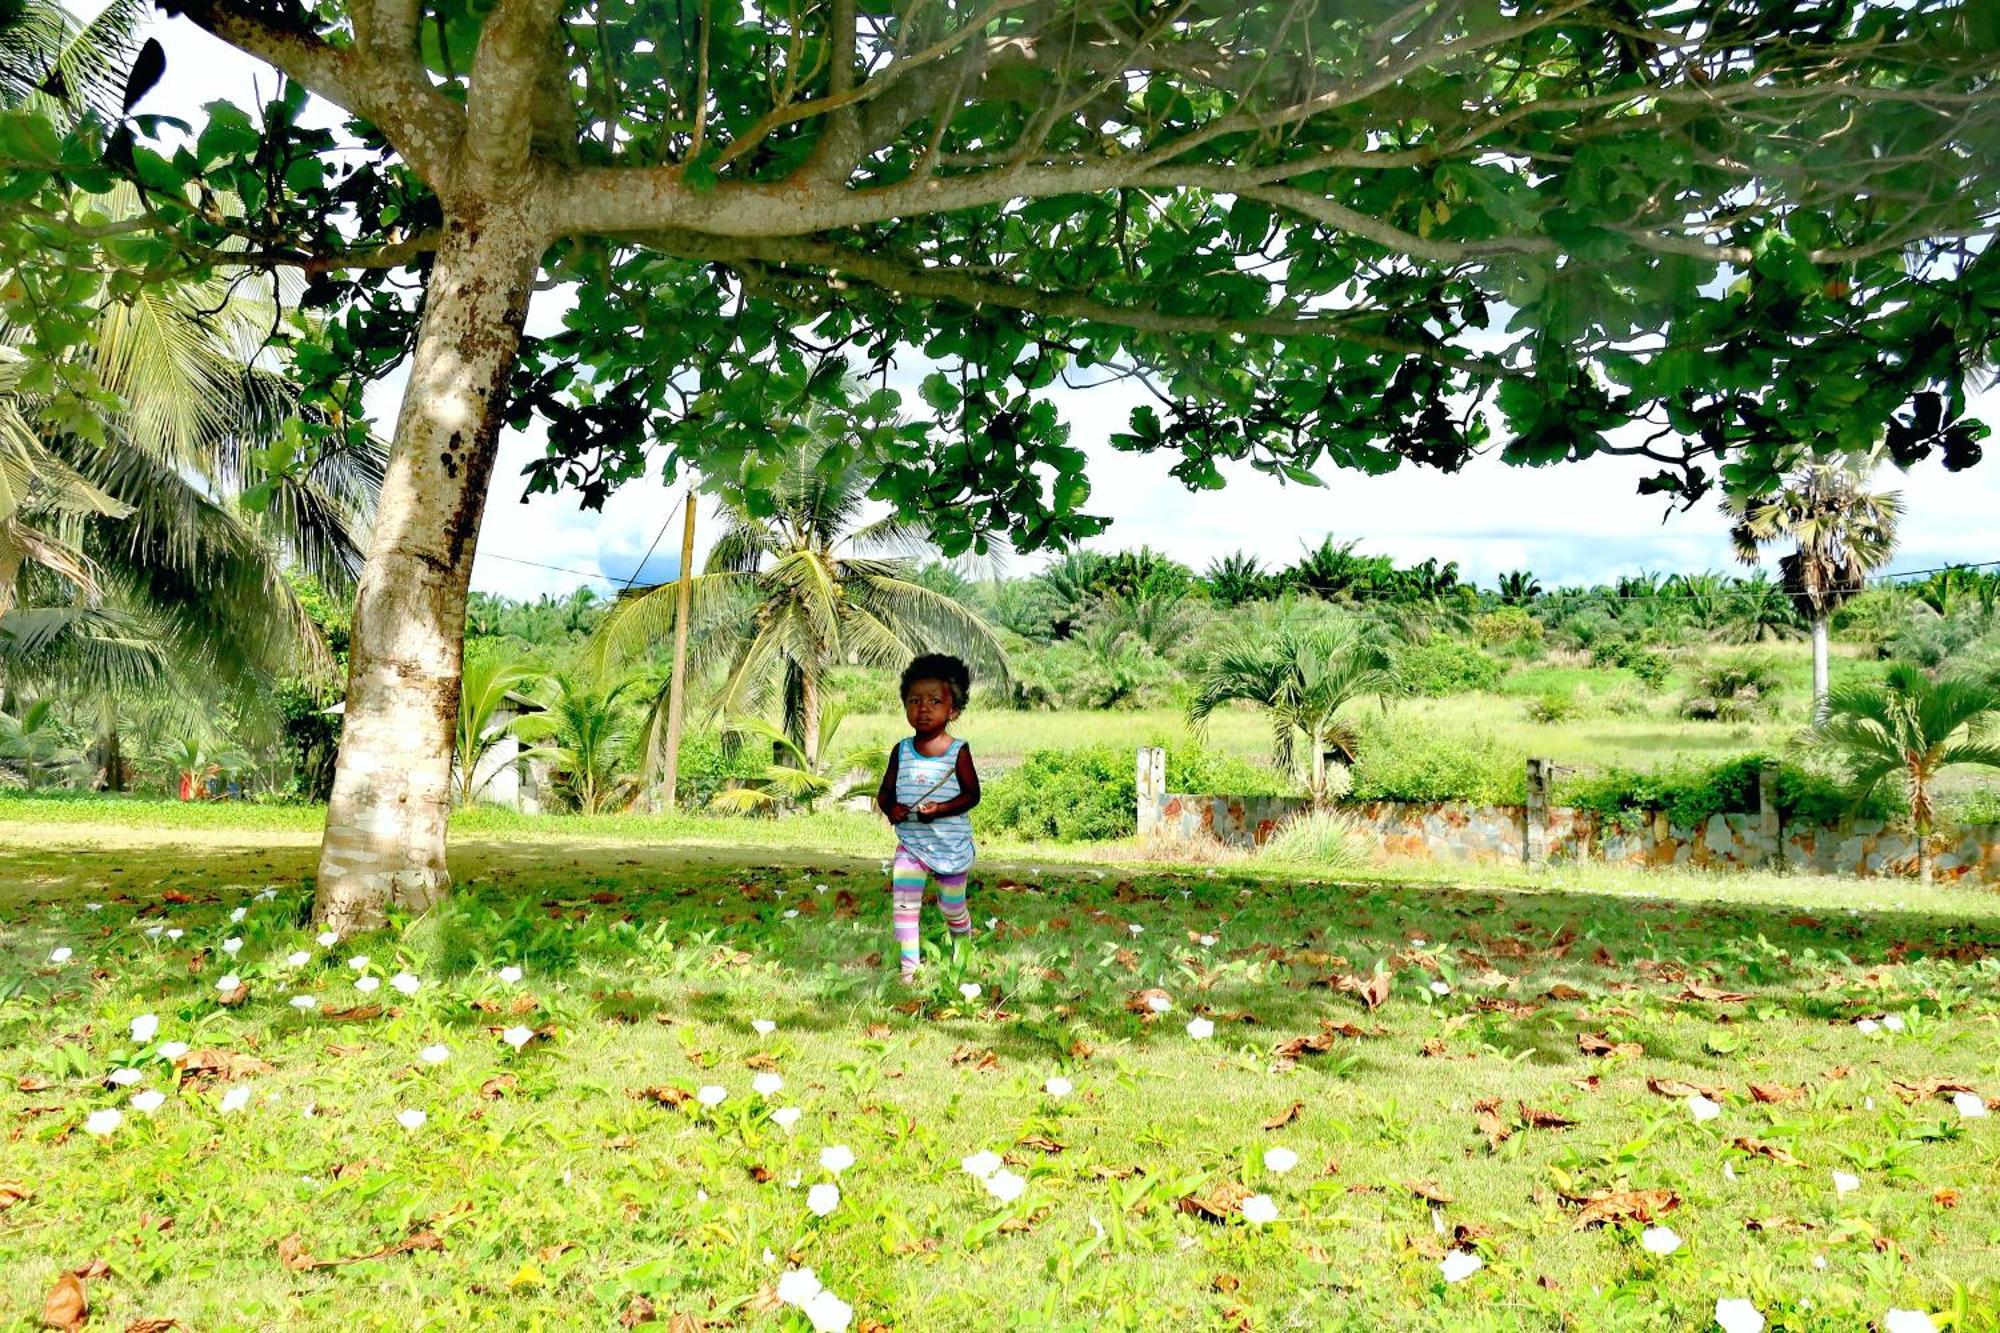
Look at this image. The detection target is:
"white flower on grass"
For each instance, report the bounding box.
[1953,1091,1989,1119]
[1812,1254,1827,1270]
[777,1267,823,1307]
[1146,994,1172,1013]
[419,1044,450,1065]
[390,972,421,996]
[285,951,311,967]
[1128,923,1143,936]
[1263,1147,1299,1174]
[1855,1017,1881,1035]
[806,1182,840,1216]
[85,902,102,912]
[815,883,829,894]
[1411,938,1427,948]
[802,1289,852,1333]
[1882,1014,1906,1032]
[396,1108,427,1131]
[144,926,163,941]
[355,976,381,994]
[986,917,999,930]
[1238,1194,1278,1226]
[347,955,370,971]
[1722,1162,1737,1182]
[214,973,241,993]
[695,1085,726,1108]
[218,1086,251,1114]
[820,1145,856,1174]
[1439,1250,1482,1282]
[958,983,982,1002]
[1714,1299,1766,1333]
[130,1014,159,1043]
[1832,1171,1860,1196]
[84,1108,122,1136]
[784,909,800,920]
[1186,1017,1215,1040]
[230,907,248,924]
[158,1041,188,1061]
[1044,1077,1073,1098]
[165,929,183,941]
[1688,1094,1722,1123]
[1430,980,1452,996]
[130,1089,166,1114]
[315,930,338,947]
[498,965,524,984]
[1641,1226,1683,1255]
[1199,935,1217,948]
[985,1169,1027,1204]
[1882,1311,1936,1333]
[752,1073,784,1097]
[108,1068,143,1087]
[772,1106,802,1130]
[752,1019,777,1037]
[961,1150,1002,1180]
[289,995,318,1011]
[222,937,242,956]
[48,946,73,964]
[501,1026,535,1050]
[256,889,277,901]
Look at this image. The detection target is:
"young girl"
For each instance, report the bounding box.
[875,654,981,982]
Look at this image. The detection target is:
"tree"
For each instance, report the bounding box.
[0,697,78,788]
[708,709,882,814]
[13,0,1992,928]
[452,654,544,804]
[1204,552,1271,608]
[1495,571,1543,607]
[1727,457,1902,719]
[517,672,637,816]
[1819,663,2000,887]
[594,434,1006,762]
[1186,624,1395,804]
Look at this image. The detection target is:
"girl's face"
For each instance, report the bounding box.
[903,678,959,735]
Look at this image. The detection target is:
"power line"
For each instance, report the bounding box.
[622,490,687,593]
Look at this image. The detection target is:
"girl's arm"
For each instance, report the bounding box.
[876,745,906,822]
[917,745,982,819]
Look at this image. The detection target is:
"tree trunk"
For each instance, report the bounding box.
[1310,726,1328,808]
[1810,615,1830,723]
[312,206,542,934]
[800,670,822,769]
[1918,829,1933,888]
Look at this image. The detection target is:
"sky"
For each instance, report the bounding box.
[120,10,2000,600]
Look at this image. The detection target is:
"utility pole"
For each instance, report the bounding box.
[658,485,698,812]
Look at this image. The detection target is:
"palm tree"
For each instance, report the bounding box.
[1496,570,1543,605]
[592,434,1006,763]
[1204,551,1270,607]
[519,673,639,816]
[0,697,78,788]
[1727,456,1902,720]
[452,656,546,805]
[1186,624,1396,804]
[708,709,883,814]
[1818,664,2000,886]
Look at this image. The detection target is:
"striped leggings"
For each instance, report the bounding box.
[891,844,970,978]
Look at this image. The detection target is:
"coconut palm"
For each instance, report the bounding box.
[1727,456,1902,720]
[0,0,150,124]
[1818,663,2000,886]
[592,433,1006,763]
[0,697,78,788]
[519,673,639,816]
[1186,624,1396,804]
[708,709,884,814]
[452,656,547,805]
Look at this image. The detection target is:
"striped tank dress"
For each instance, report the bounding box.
[893,737,975,875]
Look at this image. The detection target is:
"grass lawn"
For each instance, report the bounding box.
[4,813,1999,1331]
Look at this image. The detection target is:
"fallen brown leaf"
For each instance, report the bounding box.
[174,1050,274,1085]
[1263,1101,1304,1131]
[1518,1103,1576,1130]
[947,1045,999,1072]
[321,1005,383,1022]
[40,1271,86,1331]
[1473,1097,1511,1151]
[0,1181,31,1211]
[633,1086,691,1109]
[1890,1078,1979,1104]
[1176,1180,1253,1223]
[1934,1188,1960,1209]
[17,1076,54,1093]
[1731,1137,1803,1166]
[1124,988,1174,1019]
[1544,984,1589,1001]
[1646,1077,1726,1100]
[1016,1136,1067,1155]
[479,1074,519,1099]
[1405,1180,1453,1205]
[278,1230,444,1271]
[69,1260,109,1281]
[1749,1083,1800,1104]
[216,982,250,1007]
[1678,983,1750,1003]
[1211,1273,1241,1293]
[1332,970,1393,1011]
[124,1320,181,1333]
[1578,1032,1642,1058]
[1563,1187,1680,1229]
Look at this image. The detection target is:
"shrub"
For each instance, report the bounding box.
[1392,640,1503,696]
[1524,689,1580,724]
[1472,608,1544,651]
[1261,808,1376,872]
[1348,719,1525,804]
[982,742,1293,842]
[1600,686,1651,717]
[1944,787,2000,827]
[1680,658,1783,721]
[674,732,773,810]
[1555,755,1896,832]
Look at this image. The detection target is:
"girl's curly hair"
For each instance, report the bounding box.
[900,654,972,709]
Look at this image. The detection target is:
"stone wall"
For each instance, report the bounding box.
[1138,768,2000,883]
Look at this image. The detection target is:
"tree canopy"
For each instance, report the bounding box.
[5,0,1997,552]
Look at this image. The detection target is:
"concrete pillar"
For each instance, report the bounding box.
[1135,746,1166,842]
[1525,757,1550,868]
[1758,759,1782,869]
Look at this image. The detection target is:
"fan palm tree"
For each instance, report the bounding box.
[1818,663,2000,887]
[1186,624,1396,804]
[708,708,884,814]
[1727,456,1902,720]
[592,433,1006,763]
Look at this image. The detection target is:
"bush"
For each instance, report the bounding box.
[1392,640,1503,696]
[1524,689,1580,724]
[1555,755,1896,832]
[1592,637,1672,687]
[1260,808,1375,872]
[1944,787,2000,827]
[982,742,1293,842]
[1472,608,1544,652]
[1680,658,1783,721]
[1348,719,1525,804]
[674,732,773,810]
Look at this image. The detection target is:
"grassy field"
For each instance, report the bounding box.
[4,815,1999,1331]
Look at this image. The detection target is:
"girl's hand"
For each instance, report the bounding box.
[915,801,942,821]
[886,802,910,824]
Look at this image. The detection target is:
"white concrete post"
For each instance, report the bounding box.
[1136,746,1166,841]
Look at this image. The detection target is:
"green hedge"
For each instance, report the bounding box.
[1555,755,1895,831]
[1347,721,1526,804]
[982,743,1293,842]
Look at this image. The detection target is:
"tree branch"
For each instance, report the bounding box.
[463,0,567,185]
